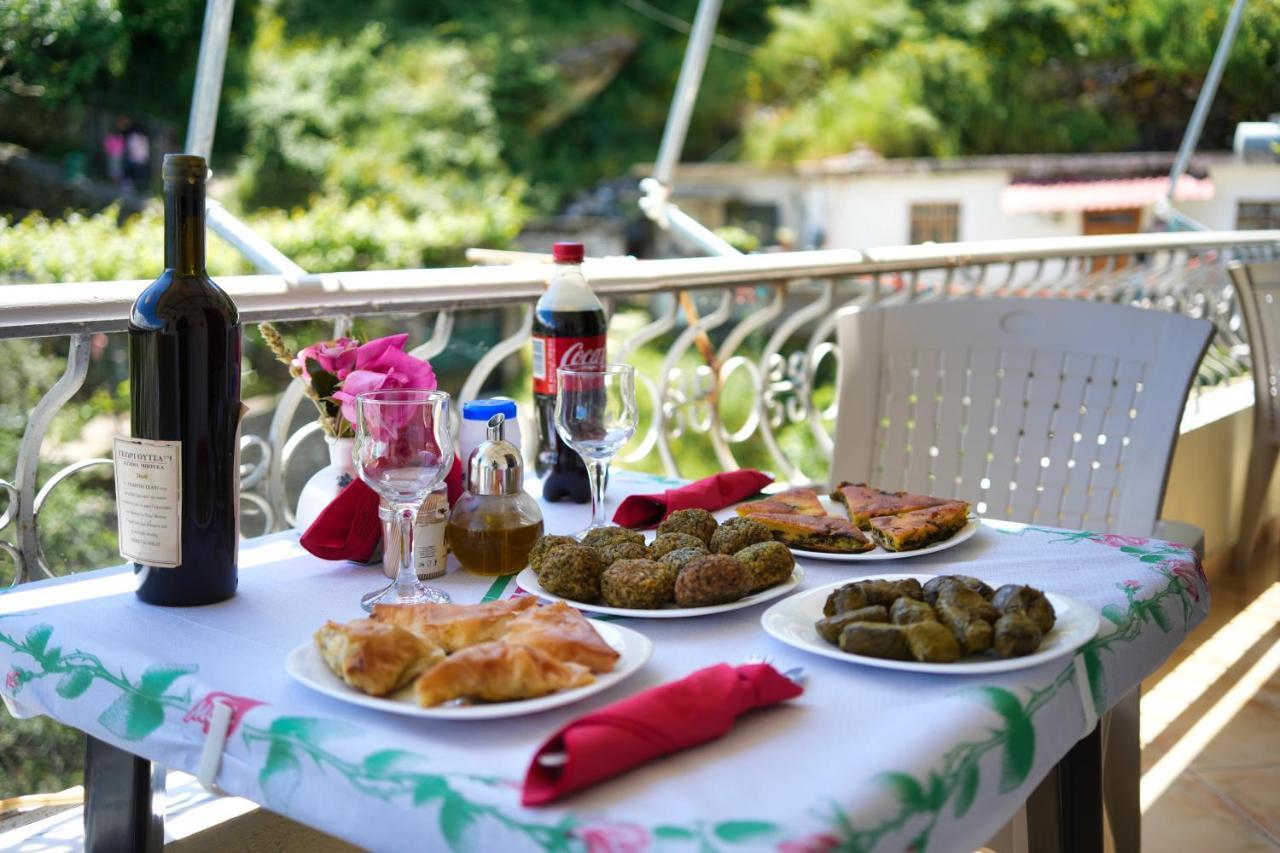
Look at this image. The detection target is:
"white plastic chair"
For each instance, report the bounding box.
[833,297,1213,853]
[833,298,1212,535]
[1228,260,1280,570]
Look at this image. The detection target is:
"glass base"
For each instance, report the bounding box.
[360,579,451,612]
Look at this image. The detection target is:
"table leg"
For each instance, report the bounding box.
[83,736,164,853]
[1026,724,1104,853]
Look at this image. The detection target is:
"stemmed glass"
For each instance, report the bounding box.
[355,389,454,610]
[555,363,638,534]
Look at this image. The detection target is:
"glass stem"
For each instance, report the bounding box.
[396,506,417,596]
[588,459,610,528]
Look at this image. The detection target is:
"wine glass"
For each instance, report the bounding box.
[355,388,454,610]
[555,364,638,534]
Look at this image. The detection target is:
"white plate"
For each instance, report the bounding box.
[516,565,804,619]
[780,496,981,562]
[285,619,652,719]
[761,573,1100,675]
[791,518,981,562]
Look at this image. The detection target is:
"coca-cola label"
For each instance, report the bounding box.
[532,334,607,395]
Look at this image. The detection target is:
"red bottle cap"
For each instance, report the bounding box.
[552,242,584,264]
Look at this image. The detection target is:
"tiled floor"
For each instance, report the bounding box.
[1140,543,1280,851]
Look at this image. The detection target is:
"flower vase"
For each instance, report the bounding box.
[295,436,356,533]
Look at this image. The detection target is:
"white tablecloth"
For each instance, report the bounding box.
[0,471,1208,852]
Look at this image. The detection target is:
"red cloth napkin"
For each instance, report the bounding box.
[612,470,774,529]
[299,457,464,562]
[522,663,802,806]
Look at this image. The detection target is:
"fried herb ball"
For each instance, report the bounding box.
[580,526,646,550]
[657,509,719,545]
[599,540,649,566]
[674,554,750,607]
[649,533,708,560]
[600,559,677,609]
[659,547,708,574]
[528,535,577,576]
[734,541,795,593]
[710,517,773,555]
[538,545,606,603]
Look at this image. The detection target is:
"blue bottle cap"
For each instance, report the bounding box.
[462,398,518,421]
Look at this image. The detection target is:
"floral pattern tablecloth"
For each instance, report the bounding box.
[0,472,1207,853]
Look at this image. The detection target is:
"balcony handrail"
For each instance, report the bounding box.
[2,230,1277,340]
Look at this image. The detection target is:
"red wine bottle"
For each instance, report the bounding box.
[119,153,242,605]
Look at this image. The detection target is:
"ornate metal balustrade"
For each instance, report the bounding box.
[1,230,1277,585]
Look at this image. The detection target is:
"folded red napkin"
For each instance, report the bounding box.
[299,457,464,562]
[522,662,802,806]
[612,470,774,529]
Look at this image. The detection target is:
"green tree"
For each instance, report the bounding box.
[0,0,127,99]
[746,0,1280,162]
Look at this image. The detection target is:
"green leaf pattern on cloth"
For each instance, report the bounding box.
[828,525,1208,852]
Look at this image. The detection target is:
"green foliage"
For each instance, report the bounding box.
[231,12,525,250]
[747,0,1280,161]
[0,0,127,99]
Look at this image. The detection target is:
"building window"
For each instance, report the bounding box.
[1237,201,1280,230]
[909,203,960,244]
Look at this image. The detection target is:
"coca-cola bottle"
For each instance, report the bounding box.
[533,242,607,503]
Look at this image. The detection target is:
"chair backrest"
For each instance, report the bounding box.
[1229,260,1280,442]
[832,298,1213,536]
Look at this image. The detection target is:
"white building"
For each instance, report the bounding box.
[652,150,1280,252]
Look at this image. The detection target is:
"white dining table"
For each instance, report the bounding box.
[0,470,1208,852]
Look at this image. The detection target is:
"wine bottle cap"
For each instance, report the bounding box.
[552,242,584,264]
[163,153,209,183]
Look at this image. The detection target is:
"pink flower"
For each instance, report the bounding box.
[332,346,437,427]
[183,691,266,737]
[293,337,359,381]
[4,670,19,691]
[573,822,649,853]
[1122,579,1141,590]
[778,833,841,853]
[1170,561,1203,603]
[1095,534,1149,548]
[352,334,411,374]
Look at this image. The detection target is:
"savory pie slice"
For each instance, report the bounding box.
[866,501,971,552]
[371,596,536,653]
[314,619,445,697]
[829,482,949,529]
[749,512,875,554]
[502,601,620,673]
[413,641,594,707]
[736,488,827,518]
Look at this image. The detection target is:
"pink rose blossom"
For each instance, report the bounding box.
[352,334,411,374]
[4,670,19,691]
[293,337,359,381]
[778,833,841,853]
[1170,561,1203,603]
[183,691,266,737]
[1122,580,1141,590]
[1095,534,1149,548]
[332,346,437,427]
[573,822,649,853]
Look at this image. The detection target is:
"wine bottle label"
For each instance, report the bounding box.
[114,436,182,567]
[531,334,607,395]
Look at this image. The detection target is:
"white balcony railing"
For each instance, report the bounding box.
[2,229,1277,586]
